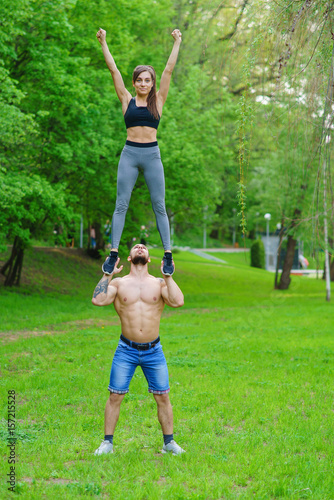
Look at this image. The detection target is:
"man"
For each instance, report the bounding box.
[92,244,185,456]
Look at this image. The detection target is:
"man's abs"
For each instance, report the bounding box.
[114,299,164,342]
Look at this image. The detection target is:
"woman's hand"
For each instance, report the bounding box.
[96,28,106,44]
[171,28,182,43]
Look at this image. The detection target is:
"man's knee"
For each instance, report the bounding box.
[153,393,171,406]
[108,392,125,406]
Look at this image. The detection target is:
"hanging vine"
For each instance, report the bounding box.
[236,35,262,235]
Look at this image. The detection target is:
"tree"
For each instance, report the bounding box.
[0,171,73,286]
[2,0,333,291]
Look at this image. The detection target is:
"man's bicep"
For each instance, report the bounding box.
[106,281,118,304]
[160,280,171,305]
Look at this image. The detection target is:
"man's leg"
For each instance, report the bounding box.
[153,393,173,434]
[153,393,185,455]
[95,392,126,455]
[105,392,125,435]
[141,344,185,455]
[95,339,137,455]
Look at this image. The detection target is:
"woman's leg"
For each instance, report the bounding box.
[142,150,171,251]
[111,148,139,249]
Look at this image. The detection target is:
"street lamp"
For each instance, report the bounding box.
[255,212,260,238]
[264,213,271,270]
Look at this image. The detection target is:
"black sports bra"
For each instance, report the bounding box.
[124,98,160,130]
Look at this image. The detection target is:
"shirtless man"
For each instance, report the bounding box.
[92,244,185,456]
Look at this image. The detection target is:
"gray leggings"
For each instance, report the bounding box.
[111,143,171,250]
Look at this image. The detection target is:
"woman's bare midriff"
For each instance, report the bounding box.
[126,126,158,143]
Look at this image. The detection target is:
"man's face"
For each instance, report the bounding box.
[128,244,150,265]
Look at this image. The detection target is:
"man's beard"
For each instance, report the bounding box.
[132,255,149,265]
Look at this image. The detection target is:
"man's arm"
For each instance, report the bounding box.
[160,260,184,308]
[92,258,123,306]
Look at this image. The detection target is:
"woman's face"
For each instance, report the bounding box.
[133,71,154,96]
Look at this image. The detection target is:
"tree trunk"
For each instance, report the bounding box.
[94,222,105,250]
[278,234,297,290]
[1,239,18,277]
[1,237,25,287]
[322,237,334,281]
[274,219,285,289]
[323,256,334,281]
[278,208,301,290]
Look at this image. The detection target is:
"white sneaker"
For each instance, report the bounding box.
[162,440,185,456]
[94,440,113,456]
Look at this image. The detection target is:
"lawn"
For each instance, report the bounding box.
[0,246,333,499]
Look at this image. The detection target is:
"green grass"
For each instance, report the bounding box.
[207,249,251,268]
[0,247,333,499]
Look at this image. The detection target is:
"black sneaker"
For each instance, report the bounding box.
[102,251,118,275]
[162,252,174,276]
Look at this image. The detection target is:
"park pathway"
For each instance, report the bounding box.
[190,249,227,263]
[190,247,250,264]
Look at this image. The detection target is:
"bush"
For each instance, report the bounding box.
[251,239,265,269]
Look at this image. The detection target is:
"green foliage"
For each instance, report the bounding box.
[0,248,333,498]
[250,239,265,269]
[0,170,74,251]
[0,0,232,256]
[1,0,333,276]
[236,35,263,236]
[159,66,228,222]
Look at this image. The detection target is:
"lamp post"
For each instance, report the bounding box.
[255,212,260,239]
[264,213,271,270]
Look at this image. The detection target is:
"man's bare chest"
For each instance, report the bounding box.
[116,279,162,306]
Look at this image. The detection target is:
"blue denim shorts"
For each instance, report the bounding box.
[108,337,170,395]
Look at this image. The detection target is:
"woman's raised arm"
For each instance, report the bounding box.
[157,29,182,110]
[96,28,131,113]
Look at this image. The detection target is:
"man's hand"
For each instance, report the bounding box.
[160,258,175,277]
[160,261,184,308]
[171,29,182,44]
[104,257,123,277]
[92,257,122,306]
[96,28,106,44]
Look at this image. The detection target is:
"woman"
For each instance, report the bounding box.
[96,27,182,276]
